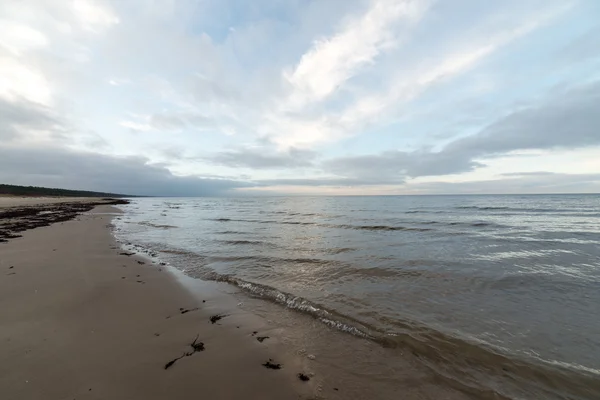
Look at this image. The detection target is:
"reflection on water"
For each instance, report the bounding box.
[116,194,600,399]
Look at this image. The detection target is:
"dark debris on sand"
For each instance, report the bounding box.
[209,314,227,324]
[262,359,281,370]
[0,199,129,244]
[256,336,269,343]
[297,373,310,382]
[164,334,205,370]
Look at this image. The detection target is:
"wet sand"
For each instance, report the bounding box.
[0,203,314,400]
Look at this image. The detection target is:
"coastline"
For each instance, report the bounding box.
[0,202,315,400]
[0,199,483,400]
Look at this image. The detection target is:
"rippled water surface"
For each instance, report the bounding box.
[115,194,600,399]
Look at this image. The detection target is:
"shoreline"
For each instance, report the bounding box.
[113,204,483,400]
[114,197,600,400]
[0,199,482,400]
[0,202,316,400]
[1,196,597,398]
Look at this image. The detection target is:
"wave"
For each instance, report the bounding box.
[456,206,511,210]
[138,221,178,229]
[455,206,574,213]
[326,247,355,255]
[280,221,315,225]
[210,254,335,267]
[217,239,269,246]
[334,224,432,232]
[478,270,596,291]
[405,210,446,214]
[113,229,600,400]
[213,230,249,235]
[205,274,373,339]
[207,216,512,231]
[198,272,600,400]
[208,218,433,232]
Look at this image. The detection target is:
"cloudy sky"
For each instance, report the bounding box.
[1,0,599,196]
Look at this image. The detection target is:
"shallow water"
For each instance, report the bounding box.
[115,194,600,399]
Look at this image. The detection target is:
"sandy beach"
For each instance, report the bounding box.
[0,201,314,400]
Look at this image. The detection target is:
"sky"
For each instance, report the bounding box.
[1,0,599,196]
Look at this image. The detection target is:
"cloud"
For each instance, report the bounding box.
[559,25,600,64]
[500,171,558,177]
[0,53,53,106]
[244,172,600,195]
[150,111,212,131]
[322,80,600,183]
[0,145,249,196]
[3,142,596,196]
[0,96,65,141]
[71,0,119,32]
[0,22,48,55]
[253,177,381,187]
[120,111,213,132]
[119,120,152,132]
[107,78,130,86]
[262,1,569,149]
[405,172,600,194]
[324,150,482,182]
[446,81,600,157]
[282,0,427,109]
[205,147,317,169]
[0,0,596,196]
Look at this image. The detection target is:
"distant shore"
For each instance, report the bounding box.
[0,183,132,198]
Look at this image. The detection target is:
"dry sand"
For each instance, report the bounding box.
[0,204,315,400]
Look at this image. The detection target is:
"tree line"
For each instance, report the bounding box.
[0,184,132,198]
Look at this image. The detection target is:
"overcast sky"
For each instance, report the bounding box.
[1,0,599,196]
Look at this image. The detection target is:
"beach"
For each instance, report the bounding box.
[0,201,314,400]
[0,199,481,400]
[5,196,596,399]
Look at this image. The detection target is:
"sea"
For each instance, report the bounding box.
[113,194,600,399]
